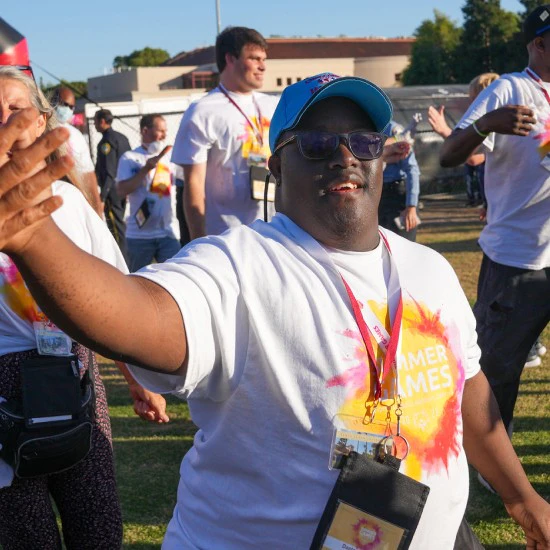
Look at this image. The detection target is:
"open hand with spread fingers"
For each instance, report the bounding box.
[0,108,72,253]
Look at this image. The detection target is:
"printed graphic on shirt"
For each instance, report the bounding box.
[533,114,550,156]
[0,257,43,323]
[240,115,271,162]
[100,142,111,155]
[149,161,172,197]
[327,296,465,481]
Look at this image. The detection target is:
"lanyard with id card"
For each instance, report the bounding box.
[218,84,275,203]
[313,232,429,550]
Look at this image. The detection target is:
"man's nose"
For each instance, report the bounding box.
[328,140,358,168]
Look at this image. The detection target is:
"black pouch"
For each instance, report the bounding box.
[0,354,95,478]
[310,452,430,550]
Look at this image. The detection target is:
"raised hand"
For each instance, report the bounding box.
[0,108,72,253]
[428,105,452,138]
[477,104,536,136]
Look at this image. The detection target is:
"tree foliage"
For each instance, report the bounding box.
[113,47,170,69]
[453,0,520,82]
[403,10,462,85]
[402,0,542,85]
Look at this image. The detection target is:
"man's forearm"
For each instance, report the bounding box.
[10,218,186,373]
[440,125,486,168]
[462,372,535,503]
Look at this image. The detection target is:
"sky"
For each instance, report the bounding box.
[2,0,525,85]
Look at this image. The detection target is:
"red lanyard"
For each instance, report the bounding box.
[340,234,403,401]
[218,84,264,146]
[526,68,550,106]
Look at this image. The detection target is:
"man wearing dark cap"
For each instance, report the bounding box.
[94,108,131,260]
[0,75,549,549]
[441,5,550,465]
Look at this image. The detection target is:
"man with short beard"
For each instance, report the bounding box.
[0,74,549,549]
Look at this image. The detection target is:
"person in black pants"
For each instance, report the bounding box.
[94,109,131,262]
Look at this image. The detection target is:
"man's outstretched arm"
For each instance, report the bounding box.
[0,110,187,375]
[462,371,550,548]
[440,105,536,167]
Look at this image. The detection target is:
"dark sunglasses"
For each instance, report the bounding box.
[274,131,388,161]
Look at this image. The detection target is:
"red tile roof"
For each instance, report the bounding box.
[164,37,414,67]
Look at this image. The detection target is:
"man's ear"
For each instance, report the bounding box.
[225,52,236,68]
[268,154,281,186]
[534,36,546,53]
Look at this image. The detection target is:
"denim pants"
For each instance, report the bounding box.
[127,236,182,272]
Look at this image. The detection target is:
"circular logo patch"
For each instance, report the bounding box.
[100,143,112,155]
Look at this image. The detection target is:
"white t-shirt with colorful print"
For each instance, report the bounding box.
[457,70,550,269]
[129,214,480,550]
[171,87,279,236]
[0,180,128,356]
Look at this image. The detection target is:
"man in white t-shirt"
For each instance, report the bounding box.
[441,6,550,441]
[52,87,103,216]
[116,114,181,272]
[0,75,549,549]
[172,26,278,239]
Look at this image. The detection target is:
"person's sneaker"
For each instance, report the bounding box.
[525,347,542,368]
[535,340,547,357]
[477,472,497,494]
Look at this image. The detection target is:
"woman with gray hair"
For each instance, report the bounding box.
[0,66,124,549]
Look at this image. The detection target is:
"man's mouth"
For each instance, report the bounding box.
[319,182,362,196]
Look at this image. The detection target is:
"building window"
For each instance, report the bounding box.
[287,77,292,85]
[182,71,217,89]
[277,78,282,86]
[296,77,302,82]
[395,73,403,83]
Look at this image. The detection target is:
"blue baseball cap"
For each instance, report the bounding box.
[269,73,393,153]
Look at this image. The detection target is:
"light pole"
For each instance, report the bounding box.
[215,0,221,35]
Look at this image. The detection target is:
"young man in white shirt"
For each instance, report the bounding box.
[116,114,181,272]
[440,5,550,442]
[0,74,549,549]
[172,26,278,238]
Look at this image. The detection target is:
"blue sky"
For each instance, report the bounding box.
[3,0,524,84]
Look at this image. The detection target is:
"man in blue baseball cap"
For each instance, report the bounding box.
[0,75,549,549]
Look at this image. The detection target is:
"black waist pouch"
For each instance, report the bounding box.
[0,354,95,478]
[310,452,430,550]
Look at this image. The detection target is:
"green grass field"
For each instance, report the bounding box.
[100,195,549,549]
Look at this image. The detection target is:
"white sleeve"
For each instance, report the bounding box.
[171,103,213,165]
[115,151,138,183]
[67,127,95,173]
[456,78,514,153]
[128,239,243,399]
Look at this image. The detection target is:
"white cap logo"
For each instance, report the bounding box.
[540,10,549,21]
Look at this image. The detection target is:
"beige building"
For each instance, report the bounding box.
[87,37,414,102]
